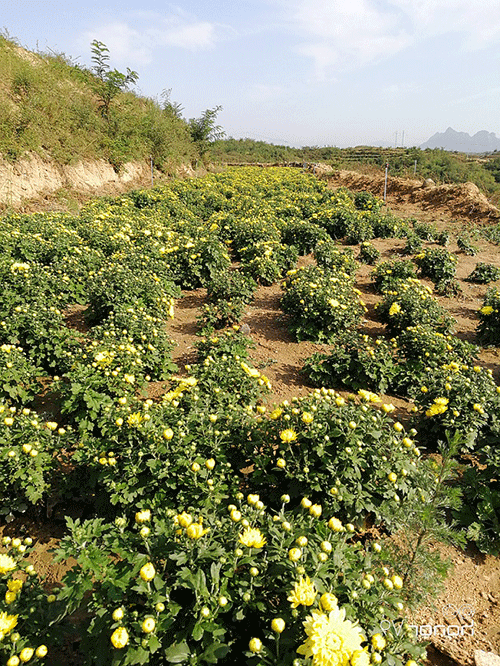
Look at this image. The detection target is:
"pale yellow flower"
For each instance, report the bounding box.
[110,626,129,648]
[0,554,16,575]
[280,428,297,443]
[0,611,18,635]
[186,522,209,540]
[288,575,317,608]
[7,579,23,593]
[239,527,266,549]
[139,562,155,582]
[297,607,365,666]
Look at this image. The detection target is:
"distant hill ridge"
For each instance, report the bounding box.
[420,127,500,153]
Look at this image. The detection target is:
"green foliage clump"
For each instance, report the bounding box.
[411,362,498,450]
[0,344,41,405]
[371,260,417,294]
[303,332,397,394]
[375,278,455,335]
[0,405,71,517]
[466,262,500,284]
[240,241,298,285]
[281,265,365,342]
[402,233,423,255]
[0,537,61,665]
[280,219,330,255]
[457,438,500,555]
[55,497,425,666]
[457,232,479,256]
[248,390,425,528]
[200,270,257,329]
[358,242,381,265]
[314,240,357,275]
[414,247,458,291]
[477,287,500,345]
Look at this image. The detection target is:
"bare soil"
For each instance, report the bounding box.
[1,168,499,665]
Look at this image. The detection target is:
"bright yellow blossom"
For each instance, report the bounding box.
[139,563,155,582]
[239,527,266,549]
[288,576,317,608]
[280,428,297,443]
[111,626,129,649]
[297,607,365,666]
[0,554,16,575]
[0,611,18,635]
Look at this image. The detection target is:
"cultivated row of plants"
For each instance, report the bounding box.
[0,167,498,665]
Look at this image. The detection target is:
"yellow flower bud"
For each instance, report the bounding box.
[110,627,129,649]
[142,617,156,633]
[271,618,286,633]
[139,562,155,582]
[249,638,262,653]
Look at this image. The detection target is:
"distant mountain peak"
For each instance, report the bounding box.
[420,128,500,153]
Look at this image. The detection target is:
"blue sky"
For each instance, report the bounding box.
[3,0,500,147]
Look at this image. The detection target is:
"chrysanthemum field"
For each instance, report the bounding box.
[0,167,499,665]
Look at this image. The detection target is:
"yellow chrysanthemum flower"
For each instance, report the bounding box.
[0,611,18,635]
[480,306,494,315]
[186,522,209,540]
[388,302,401,316]
[288,575,317,608]
[297,607,365,666]
[280,429,297,443]
[7,579,23,593]
[110,626,129,649]
[239,527,266,549]
[0,554,16,575]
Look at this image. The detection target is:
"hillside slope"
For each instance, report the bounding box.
[0,35,195,174]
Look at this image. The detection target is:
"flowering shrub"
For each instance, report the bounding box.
[281,265,366,342]
[393,325,478,396]
[0,537,57,666]
[402,233,423,255]
[90,305,178,379]
[466,262,500,284]
[240,241,298,285]
[457,232,478,256]
[54,502,425,666]
[200,271,257,329]
[247,389,424,528]
[314,241,357,275]
[357,242,381,265]
[0,345,41,405]
[412,221,439,241]
[411,362,499,449]
[280,220,330,255]
[84,263,180,326]
[476,287,500,345]
[414,248,457,288]
[353,191,383,213]
[371,260,417,294]
[0,405,70,518]
[375,278,455,335]
[303,332,397,394]
[0,301,80,374]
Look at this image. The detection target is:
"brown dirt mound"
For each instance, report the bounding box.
[326,170,500,223]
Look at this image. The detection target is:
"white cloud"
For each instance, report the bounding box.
[81,22,153,66]
[392,0,500,48]
[286,0,500,78]
[80,10,225,68]
[151,20,216,50]
[289,0,410,79]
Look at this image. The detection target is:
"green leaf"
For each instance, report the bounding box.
[164,640,191,663]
